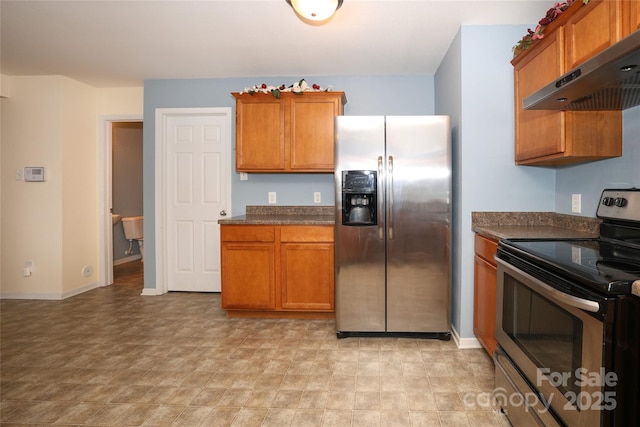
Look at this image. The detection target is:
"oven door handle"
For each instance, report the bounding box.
[496,258,601,313]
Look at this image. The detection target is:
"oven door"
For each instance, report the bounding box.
[496,257,610,427]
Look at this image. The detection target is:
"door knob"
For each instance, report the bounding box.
[220,210,227,216]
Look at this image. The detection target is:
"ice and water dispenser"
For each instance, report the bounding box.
[342,170,377,226]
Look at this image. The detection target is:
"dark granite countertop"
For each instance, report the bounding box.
[472,212,600,240]
[218,206,334,225]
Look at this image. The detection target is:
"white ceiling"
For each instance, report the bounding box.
[1,0,547,88]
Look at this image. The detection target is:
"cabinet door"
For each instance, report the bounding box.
[623,0,640,35]
[280,242,334,311]
[474,254,497,356]
[514,30,565,162]
[565,0,623,69]
[221,243,275,310]
[474,235,498,356]
[289,95,342,171]
[235,97,285,171]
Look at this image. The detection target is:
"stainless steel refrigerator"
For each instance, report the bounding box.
[334,116,451,339]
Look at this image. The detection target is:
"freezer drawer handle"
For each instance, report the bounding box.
[388,156,394,240]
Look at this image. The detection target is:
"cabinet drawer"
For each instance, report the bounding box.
[280,226,334,242]
[221,225,275,242]
[475,234,498,265]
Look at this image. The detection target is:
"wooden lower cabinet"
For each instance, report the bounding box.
[281,243,334,311]
[473,234,498,356]
[221,224,334,318]
[221,243,275,310]
[221,226,276,310]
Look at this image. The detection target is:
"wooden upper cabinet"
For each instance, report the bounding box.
[622,0,640,35]
[511,0,623,166]
[289,96,340,171]
[234,97,285,171]
[232,92,346,173]
[514,30,566,162]
[565,0,623,69]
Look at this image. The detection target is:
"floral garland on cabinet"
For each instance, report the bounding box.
[239,79,332,98]
[513,0,590,57]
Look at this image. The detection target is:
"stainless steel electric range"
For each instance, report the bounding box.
[494,189,640,427]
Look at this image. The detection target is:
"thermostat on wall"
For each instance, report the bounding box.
[24,167,46,182]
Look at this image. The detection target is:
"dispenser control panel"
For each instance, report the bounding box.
[342,170,377,226]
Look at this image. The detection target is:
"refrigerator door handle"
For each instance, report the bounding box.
[388,155,394,240]
[378,156,384,240]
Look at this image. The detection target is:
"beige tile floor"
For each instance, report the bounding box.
[0,261,509,426]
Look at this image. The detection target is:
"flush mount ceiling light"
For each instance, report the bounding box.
[286,0,344,22]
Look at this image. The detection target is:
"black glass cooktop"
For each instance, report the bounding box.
[498,238,640,295]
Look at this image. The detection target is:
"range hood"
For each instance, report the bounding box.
[524,30,640,111]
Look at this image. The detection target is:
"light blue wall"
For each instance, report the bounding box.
[434,29,464,343]
[143,75,435,289]
[555,105,640,216]
[435,25,556,340]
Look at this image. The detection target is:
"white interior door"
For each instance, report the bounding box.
[165,112,230,292]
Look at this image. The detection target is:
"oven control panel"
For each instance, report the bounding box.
[597,189,640,222]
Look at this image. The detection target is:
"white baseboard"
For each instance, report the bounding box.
[1,280,100,300]
[1,291,63,300]
[450,325,483,349]
[140,287,161,296]
[62,281,101,299]
[114,254,142,266]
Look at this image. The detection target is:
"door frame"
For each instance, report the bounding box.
[98,114,143,288]
[153,107,232,295]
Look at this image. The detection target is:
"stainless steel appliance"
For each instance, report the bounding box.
[334,116,451,338]
[495,188,640,427]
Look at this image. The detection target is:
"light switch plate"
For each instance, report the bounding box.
[268,192,276,204]
[314,192,321,203]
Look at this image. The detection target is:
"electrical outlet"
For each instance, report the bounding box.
[571,194,582,213]
[240,172,248,181]
[314,192,321,204]
[268,192,276,204]
[23,260,33,277]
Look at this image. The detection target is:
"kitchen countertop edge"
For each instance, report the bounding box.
[219,206,335,226]
[472,212,600,240]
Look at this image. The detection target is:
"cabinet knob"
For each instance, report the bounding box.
[220,210,227,216]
